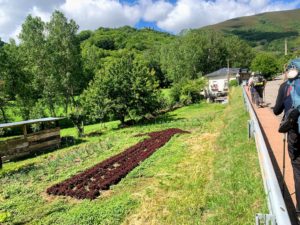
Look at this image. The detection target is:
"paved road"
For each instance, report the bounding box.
[263,75,284,118]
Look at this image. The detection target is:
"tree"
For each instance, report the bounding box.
[46,11,83,115]
[1,39,36,120]
[251,52,279,79]
[160,30,254,84]
[0,41,9,122]
[18,15,47,119]
[160,30,227,83]
[81,54,162,124]
[225,35,254,68]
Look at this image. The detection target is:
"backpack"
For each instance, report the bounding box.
[253,75,264,87]
[285,78,300,133]
[278,58,300,133]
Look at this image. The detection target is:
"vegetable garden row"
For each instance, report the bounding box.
[47,128,188,199]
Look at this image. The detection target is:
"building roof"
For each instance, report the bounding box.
[0,117,63,129]
[205,68,241,78]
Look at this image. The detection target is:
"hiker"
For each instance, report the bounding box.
[252,73,266,107]
[273,59,300,219]
[248,73,256,103]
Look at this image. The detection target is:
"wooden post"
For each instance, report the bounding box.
[23,125,27,138]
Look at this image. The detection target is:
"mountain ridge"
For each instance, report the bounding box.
[199,8,300,52]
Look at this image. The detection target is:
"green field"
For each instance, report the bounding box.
[0,88,267,224]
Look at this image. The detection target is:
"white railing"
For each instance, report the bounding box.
[242,88,291,225]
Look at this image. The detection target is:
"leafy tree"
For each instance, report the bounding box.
[18,15,46,76]
[0,39,4,47]
[160,30,253,84]
[225,35,254,68]
[161,30,226,83]
[46,10,83,115]
[81,54,162,124]
[80,42,109,80]
[0,42,9,122]
[0,87,9,122]
[77,30,93,43]
[1,39,36,120]
[18,15,47,98]
[251,52,279,79]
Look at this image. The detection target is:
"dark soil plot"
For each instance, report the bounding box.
[47,128,189,200]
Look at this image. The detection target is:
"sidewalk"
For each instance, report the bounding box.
[244,86,296,212]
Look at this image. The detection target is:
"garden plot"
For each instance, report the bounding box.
[47,128,188,199]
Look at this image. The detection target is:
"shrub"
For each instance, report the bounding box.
[170,77,207,105]
[229,80,238,87]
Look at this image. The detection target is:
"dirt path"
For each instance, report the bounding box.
[244,80,297,217]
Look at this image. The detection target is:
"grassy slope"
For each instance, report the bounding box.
[0,88,266,224]
[201,9,300,52]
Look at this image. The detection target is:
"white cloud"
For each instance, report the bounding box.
[30,6,51,22]
[0,0,62,41]
[140,0,174,21]
[0,0,300,42]
[60,0,141,30]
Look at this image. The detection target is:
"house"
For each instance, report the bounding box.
[205,68,250,96]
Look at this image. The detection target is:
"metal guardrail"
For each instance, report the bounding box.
[242,88,291,225]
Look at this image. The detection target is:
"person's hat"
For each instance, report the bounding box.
[251,72,255,76]
[287,68,299,79]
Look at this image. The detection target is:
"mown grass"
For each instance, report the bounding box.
[0,88,266,224]
[202,88,268,224]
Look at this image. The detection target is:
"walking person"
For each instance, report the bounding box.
[253,74,266,107]
[248,73,256,104]
[249,72,265,107]
[273,62,300,222]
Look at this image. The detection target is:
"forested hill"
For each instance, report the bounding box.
[78,26,174,88]
[200,9,300,52]
[78,26,174,51]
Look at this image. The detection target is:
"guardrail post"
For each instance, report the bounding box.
[248,120,254,139]
[256,213,276,225]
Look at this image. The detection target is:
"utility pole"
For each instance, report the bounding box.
[285,38,288,56]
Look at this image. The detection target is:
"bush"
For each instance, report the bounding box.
[229,80,238,87]
[170,77,207,105]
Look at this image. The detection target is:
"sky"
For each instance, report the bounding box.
[1,0,300,42]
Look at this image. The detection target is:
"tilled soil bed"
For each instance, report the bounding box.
[47,128,188,200]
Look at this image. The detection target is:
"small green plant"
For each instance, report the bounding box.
[229,79,238,87]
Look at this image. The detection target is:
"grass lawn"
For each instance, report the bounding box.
[0,87,267,224]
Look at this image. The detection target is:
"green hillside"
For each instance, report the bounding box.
[79,26,174,51]
[201,9,300,52]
